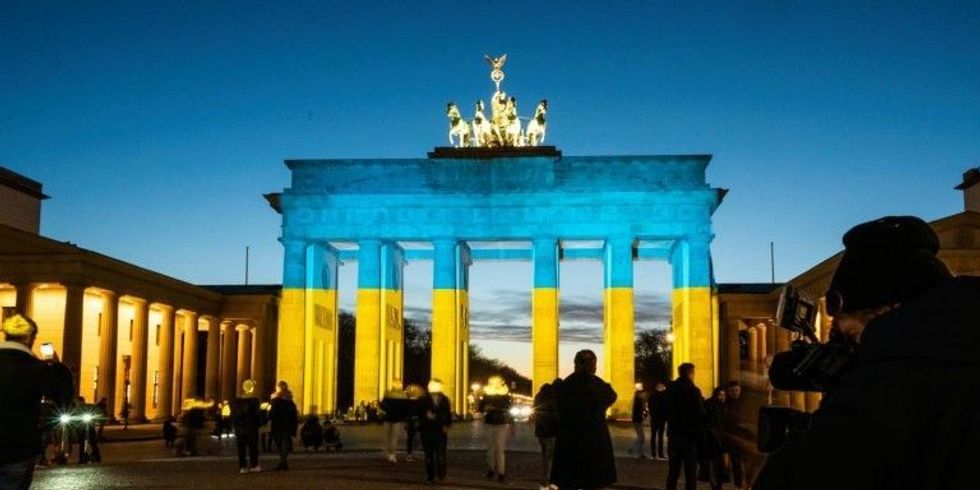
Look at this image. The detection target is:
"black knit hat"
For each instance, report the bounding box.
[826,216,952,314]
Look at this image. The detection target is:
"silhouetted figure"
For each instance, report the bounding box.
[699,387,729,490]
[418,379,452,483]
[551,349,617,490]
[664,362,707,490]
[649,381,668,460]
[95,397,108,439]
[533,379,561,490]
[478,376,512,482]
[404,384,424,461]
[300,415,323,451]
[722,381,748,489]
[628,386,649,458]
[232,380,262,473]
[120,397,130,430]
[181,402,207,456]
[322,419,342,450]
[268,390,298,471]
[756,216,980,489]
[0,314,73,489]
[380,381,409,463]
[162,418,178,447]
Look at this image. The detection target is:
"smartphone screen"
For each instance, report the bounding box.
[40,342,55,360]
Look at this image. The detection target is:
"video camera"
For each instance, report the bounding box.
[757,285,858,452]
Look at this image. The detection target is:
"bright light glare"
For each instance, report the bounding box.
[82,413,94,423]
[59,414,71,424]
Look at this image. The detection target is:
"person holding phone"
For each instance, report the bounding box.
[1,314,73,489]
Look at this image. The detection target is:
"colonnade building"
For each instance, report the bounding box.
[0,166,278,421]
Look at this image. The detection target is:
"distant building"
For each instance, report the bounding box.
[718,167,980,419]
[0,166,48,233]
[0,166,278,422]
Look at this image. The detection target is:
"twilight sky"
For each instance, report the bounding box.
[2,1,978,377]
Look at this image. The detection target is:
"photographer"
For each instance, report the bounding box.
[0,314,74,488]
[756,216,980,489]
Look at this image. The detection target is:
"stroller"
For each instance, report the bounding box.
[322,419,343,451]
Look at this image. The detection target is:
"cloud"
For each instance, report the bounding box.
[391,288,673,344]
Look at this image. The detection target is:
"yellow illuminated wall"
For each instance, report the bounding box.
[31,286,66,357]
[671,287,717,394]
[79,291,103,403]
[145,308,163,419]
[603,287,635,417]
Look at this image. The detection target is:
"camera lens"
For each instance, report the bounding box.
[825,290,844,316]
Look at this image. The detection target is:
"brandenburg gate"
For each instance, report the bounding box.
[270,56,725,417]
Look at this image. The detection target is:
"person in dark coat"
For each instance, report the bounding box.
[477,376,512,482]
[550,349,618,490]
[180,401,207,456]
[533,379,561,490]
[699,387,729,490]
[755,216,980,489]
[162,417,178,447]
[268,391,298,471]
[380,381,409,463]
[627,385,648,458]
[418,379,452,483]
[404,384,424,462]
[232,380,263,473]
[664,362,707,490]
[649,381,668,460]
[721,381,749,489]
[0,314,73,489]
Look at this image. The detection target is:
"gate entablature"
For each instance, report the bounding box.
[281,155,721,243]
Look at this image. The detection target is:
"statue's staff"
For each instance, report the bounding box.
[485,54,507,91]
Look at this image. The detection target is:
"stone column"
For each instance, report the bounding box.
[603,237,635,417]
[670,237,717,394]
[204,317,221,401]
[62,283,86,395]
[96,291,119,419]
[278,239,308,411]
[236,325,251,392]
[220,321,237,402]
[154,305,175,421]
[747,327,759,362]
[171,316,184,414]
[725,319,742,382]
[14,282,34,317]
[430,239,470,415]
[129,298,150,422]
[755,323,768,362]
[354,239,382,405]
[532,238,559,397]
[251,320,266,399]
[181,312,200,401]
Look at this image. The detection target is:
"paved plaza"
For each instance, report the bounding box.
[32,422,716,489]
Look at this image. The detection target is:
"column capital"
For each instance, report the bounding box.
[154,303,175,313]
[126,296,149,306]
